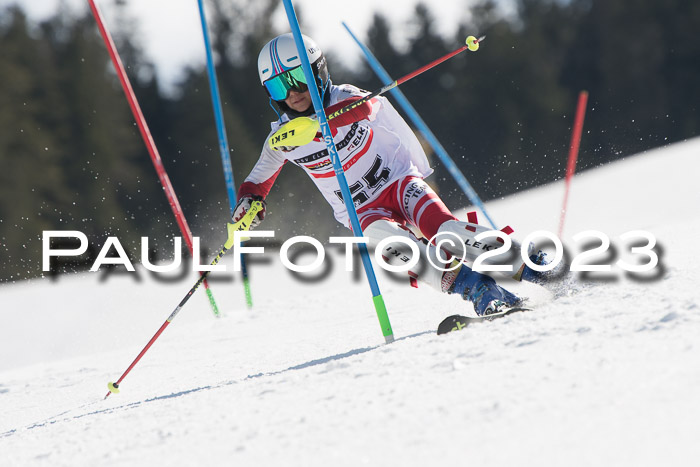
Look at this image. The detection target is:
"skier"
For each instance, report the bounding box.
[232,33,543,316]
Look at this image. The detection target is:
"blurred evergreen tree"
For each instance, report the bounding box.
[0,7,69,280]
[1,0,699,282]
[0,4,167,281]
[562,0,700,168]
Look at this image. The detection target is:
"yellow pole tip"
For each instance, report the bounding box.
[465,36,480,52]
[108,382,120,394]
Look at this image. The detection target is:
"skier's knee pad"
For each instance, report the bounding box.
[364,220,420,267]
[364,220,445,290]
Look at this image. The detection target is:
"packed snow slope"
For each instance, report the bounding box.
[1,138,699,466]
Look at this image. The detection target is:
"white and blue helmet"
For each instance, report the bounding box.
[257,33,329,107]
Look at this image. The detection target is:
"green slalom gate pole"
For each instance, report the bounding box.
[281,0,394,343]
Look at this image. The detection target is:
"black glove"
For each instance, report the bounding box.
[232,195,266,229]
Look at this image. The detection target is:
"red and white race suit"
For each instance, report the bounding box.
[238,84,435,229]
[239,83,522,290]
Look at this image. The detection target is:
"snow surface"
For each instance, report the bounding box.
[1,138,700,466]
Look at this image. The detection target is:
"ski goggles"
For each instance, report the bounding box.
[263,66,309,101]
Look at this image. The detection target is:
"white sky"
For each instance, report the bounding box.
[6,0,479,92]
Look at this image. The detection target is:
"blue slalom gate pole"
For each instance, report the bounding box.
[197,0,254,308]
[342,22,497,229]
[282,0,394,343]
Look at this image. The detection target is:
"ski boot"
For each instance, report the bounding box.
[520,249,574,285]
[520,250,552,284]
[448,265,521,316]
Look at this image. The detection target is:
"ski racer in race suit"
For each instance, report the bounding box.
[232,33,543,316]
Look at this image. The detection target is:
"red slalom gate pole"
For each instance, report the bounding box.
[558,90,589,237]
[88,0,220,315]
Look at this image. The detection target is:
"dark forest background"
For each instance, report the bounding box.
[1,0,698,281]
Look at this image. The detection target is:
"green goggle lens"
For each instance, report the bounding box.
[263,67,309,101]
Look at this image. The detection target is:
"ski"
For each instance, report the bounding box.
[437,307,531,335]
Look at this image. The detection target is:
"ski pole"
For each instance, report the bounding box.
[269,35,484,149]
[342,22,498,229]
[104,202,263,399]
[329,35,484,120]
